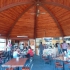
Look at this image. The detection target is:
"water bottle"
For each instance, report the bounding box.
[16,57,19,62]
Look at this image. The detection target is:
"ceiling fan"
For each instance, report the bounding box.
[30,9,46,17]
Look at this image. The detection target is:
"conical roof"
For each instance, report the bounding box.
[0,0,70,39]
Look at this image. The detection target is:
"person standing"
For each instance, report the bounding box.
[20,44,24,51]
[62,41,68,53]
[7,41,12,60]
[39,42,44,58]
[57,43,62,54]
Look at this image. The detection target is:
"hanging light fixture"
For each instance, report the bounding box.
[17,36,28,38]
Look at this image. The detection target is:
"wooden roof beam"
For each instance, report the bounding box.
[40,4,64,37]
[41,1,70,10]
[0,1,35,12]
[7,4,35,38]
[33,0,41,38]
[34,3,39,38]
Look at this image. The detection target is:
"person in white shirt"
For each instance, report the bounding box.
[20,44,24,51]
[13,49,18,58]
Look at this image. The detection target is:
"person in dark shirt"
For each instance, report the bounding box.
[39,42,44,58]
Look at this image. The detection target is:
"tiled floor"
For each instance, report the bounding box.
[31,55,54,70]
